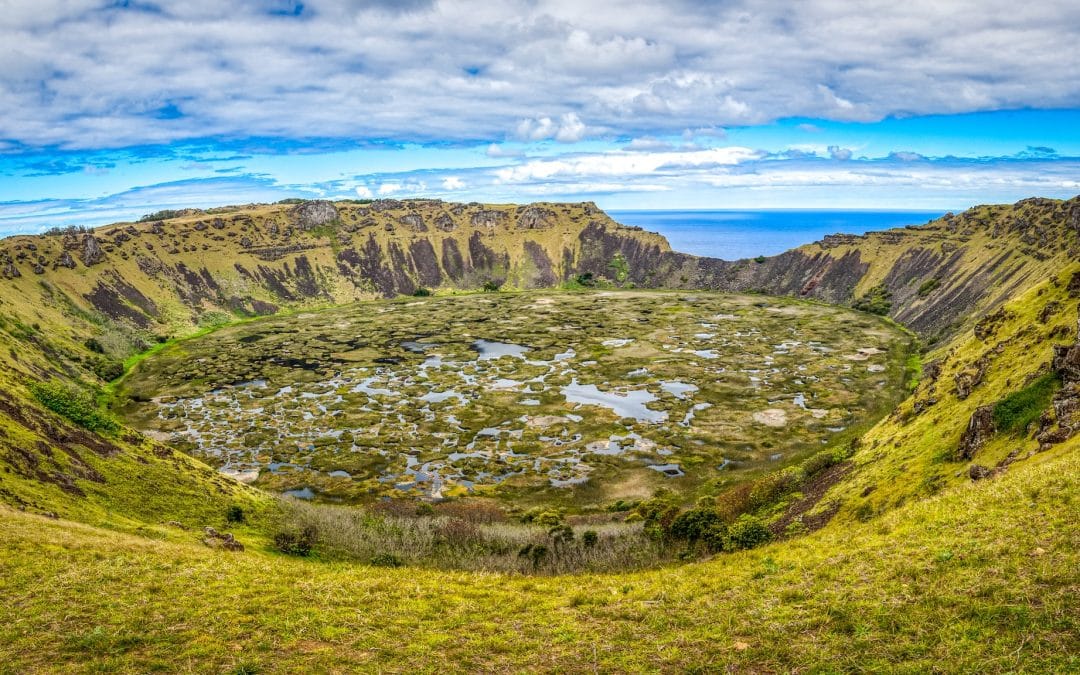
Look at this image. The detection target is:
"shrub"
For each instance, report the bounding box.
[581,530,599,547]
[481,280,502,292]
[753,255,767,264]
[608,253,630,283]
[412,287,432,297]
[137,209,184,222]
[29,381,118,434]
[852,284,892,315]
[725,515,771,551]
[274,525,317,556]
[370,553,404,568]
[669,507,724,542]
[225,506,246,524]
[91,357,125,382]
[993,373,1060,434]
[701,523,729,553]
[574,273,596,287]
[84,338,105,354]
[521,507,564,527]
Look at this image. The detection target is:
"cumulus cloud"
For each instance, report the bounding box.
[515,113,588,143]
[441,176,466,190]
[828,145,853,160]
[0,0,1077,149]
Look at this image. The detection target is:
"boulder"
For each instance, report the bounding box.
[56,250,76,269]
[289,200,340,230]
[80,234,106,266]
[202,526,244,552]
[957,405,995,460]
[968,464,993,481]
[470,209,507,228]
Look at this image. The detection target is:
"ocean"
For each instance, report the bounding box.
[607,209,946,260]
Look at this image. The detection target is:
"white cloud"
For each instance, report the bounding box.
[515,113,588,143]
[355,185,374,199]
[1,0,1077,149]
[441,176,466,190]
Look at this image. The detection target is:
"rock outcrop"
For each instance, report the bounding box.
[80,235,105,266]
[289,200,339,230]
[957,405,996,460]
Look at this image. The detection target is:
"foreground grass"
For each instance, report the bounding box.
[1,451,1075,673]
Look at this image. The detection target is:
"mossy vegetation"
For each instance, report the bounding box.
[993,372,1060,434]
[30,381,119,434]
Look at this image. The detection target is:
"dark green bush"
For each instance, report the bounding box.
[669,507,724,542]
[91,357,124,382]
[993,373,1060,434]
[481,280,502,292]
[852,284,892,315]
[274,525,317,556]
[84,337,105,354]
[412,287,432,297]
[226,505,246,524]
[29,381,118,433]
[725,515,771,551]
[581,530,598,547]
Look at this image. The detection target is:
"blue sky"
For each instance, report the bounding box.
[1,1,1078,233]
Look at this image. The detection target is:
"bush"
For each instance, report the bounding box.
[370,553,404,568]
[993,373,1060,434]
[91,357,125,382]
[574,273,596,287]
[274,525,317,556]
[725,515,771,551]
[226,506,246,524]
[137,209,184,222]
[521,507,564,527]
[701,523,729,552]
[669,507,724,542]
[481,280,502,292]
[84,338,105,354]
[582,530,599,547]
[852,284,892,315]
[412,287,432,297]
[29,381,118,434]
[753,255,767,264]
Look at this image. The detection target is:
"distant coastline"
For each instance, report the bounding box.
[609,209,946,260]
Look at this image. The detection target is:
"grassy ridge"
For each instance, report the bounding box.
[0,449,1075,673]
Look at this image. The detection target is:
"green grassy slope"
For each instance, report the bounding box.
[0,448,1075,673]
[0,196,1077,671]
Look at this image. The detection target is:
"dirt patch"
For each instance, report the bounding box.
[770,461,853,536]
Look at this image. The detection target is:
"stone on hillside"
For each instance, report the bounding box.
[32,263,44,275]
[516,205,556,230]
[470,209,507,228]
[968,464,993,481]
[202,526,244,552]
[80,234,106,266]
[434,213,456,232]
[957,405,995,460]
[399,214,427,232]
[56,250,76,269]
[289,200,340,230]
[1,261,19,279]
